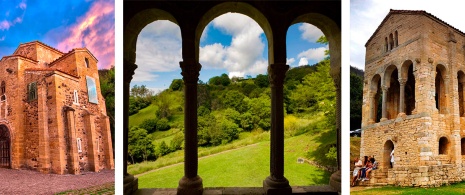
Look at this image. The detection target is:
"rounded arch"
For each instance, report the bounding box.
[458,71,465,116]
[0,124,11,168]
[436,64,447,113]
[195,2,273,63]
[370,74,381,91]
[401,60,415,115]
[370,74,382,122]
[291,13,340,72]
[389,33,394,50]
[383,64,398,87]
[439,136,450,155]
[124,8,179,63]
[383,140,394,168]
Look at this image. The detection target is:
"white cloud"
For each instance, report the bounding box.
[286,58,295,66]
[297,47,327,62]
[135,20,182,82]
[351,0,465,70]
[298,58,309,66]
[299,23,324,42]
[200,13,268,77]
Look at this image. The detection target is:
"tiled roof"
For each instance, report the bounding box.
[48,47,98,67]
[365,9,465,47]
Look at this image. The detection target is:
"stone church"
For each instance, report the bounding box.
[0,41,114,174]
[361,10,465,186]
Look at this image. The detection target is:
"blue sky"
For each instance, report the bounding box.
[0,0,114,69]
[133,13,327,93]
[351,0,465,70]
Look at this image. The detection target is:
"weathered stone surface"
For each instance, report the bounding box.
[0,41,114,174]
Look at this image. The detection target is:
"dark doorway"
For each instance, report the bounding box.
[0,125,10,168]
[384,140,394,168]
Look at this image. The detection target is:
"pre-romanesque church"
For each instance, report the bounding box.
[0,41,114,174]
[361,10,465,186]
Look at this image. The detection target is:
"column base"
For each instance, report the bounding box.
[124,174,138,195]
[329,170,341,192]
[380,118,388,122]
[177,175,203,195]
[263,176,292,195]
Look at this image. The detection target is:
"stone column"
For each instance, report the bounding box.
[177,61,203,195]
[398,78,407,114]
[123,60,138,195]
[444,76,450,114]
[329,67,341,192]
[381,85,389,120]
[263,63,292,195]
[368,91,377,124]
[84,113,99,172]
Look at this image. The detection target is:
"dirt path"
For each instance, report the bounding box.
[0,168,114,195]
[135,143,260,177]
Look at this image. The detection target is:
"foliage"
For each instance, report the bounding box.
[157,118,171,131]
[208,73,231,86]
[221,90,248,112]
[170,133,184,151]
[350,69,364,130]
[140,118,158,133]
[128,126,155,163]
[155,92,172,119]
[169,79,183,91]
[98,67,115,147]
[254,74,269,88]
[156,141,170,157]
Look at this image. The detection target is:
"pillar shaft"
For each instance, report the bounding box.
[177,61,203,195]
[398,78,407,114]
[381,85,389,119]
[369,92,376,123]
[263,63,291,194]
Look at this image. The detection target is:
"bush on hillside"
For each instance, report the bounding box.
[140,118,158,133]
[157,118,171,131]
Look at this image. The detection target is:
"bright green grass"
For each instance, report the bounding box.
[137,134,330,188]
[128,131,270,175]
[352,182,465,195]
[129,104,158,127]
[151,129,182,145]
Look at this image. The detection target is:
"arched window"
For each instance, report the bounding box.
[458,71,465,116]
[394,31,398,47]
[389,33,394,50]
[77,138,82,153]
[461,138,465,155]
[27,82,37,101]
[435,65,446,114]
[85,58,90,68]
[385,37,388,52]
[73,90,79,104]
[384,140,394,168]
[1,81,5,101]
[439,137,449,155]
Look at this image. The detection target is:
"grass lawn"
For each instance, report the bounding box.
[137,134,331,188]
[352,182,465,195]
[56,182,114,195]
[129,104,158,127]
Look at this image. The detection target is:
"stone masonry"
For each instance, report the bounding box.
[360,10,465,187]
[0,41,114,174]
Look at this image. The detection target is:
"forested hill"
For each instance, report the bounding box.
[350,65,364,130]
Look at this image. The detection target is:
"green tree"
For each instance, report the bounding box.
[170,133,184,151]
[222,90,248,112]
[155,92,172,119]
[156,141,170,157]
[98,67,115,148]
[140,118,158,133]
[156,118,171,131]
[169,79,183,91]
[128,127,154,163]
[350,70,364,130]
[254,74,269,88]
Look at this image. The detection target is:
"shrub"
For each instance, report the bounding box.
[140,118,158,133]
[157,118,171,131]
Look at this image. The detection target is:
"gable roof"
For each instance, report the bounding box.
[48,47,98,67]
[13,40,64,56]
[365,9,465,47]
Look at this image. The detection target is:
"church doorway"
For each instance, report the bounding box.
[0,125,10,168]
[383,140,394,168]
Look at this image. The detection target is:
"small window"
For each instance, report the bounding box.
[97,137,100,152]
[439,137,449,155]
[73,90,79,104]
[1,81,5,101]
[27,82,37,101]
[86,76,98,104]
[85,58,89,68]
[77,138,82,152]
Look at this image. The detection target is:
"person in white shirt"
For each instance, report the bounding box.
[351,157,363,186]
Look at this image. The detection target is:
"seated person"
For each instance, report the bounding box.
[351,157,363,187]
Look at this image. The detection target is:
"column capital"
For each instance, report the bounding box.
[398,78,407,86]
[382,85,389,92]
[268,63,289,87]
[123,59,138,83]
[368,91,377,98]
[180,61,202,84]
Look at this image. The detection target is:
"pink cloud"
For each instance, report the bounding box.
[0,20,11,30]
[56,0,114,69]
[19,2,27,10]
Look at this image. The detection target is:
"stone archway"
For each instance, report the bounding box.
[439,136,449,155]
[0,125,10,168]
[383,140,394,168]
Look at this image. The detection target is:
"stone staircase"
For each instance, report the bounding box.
[353,168,389,186]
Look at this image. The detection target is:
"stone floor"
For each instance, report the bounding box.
[0,168,114,195]
[134,186,338,195]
